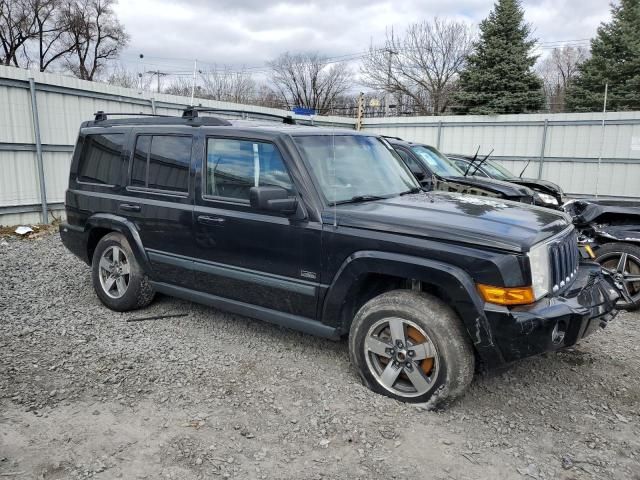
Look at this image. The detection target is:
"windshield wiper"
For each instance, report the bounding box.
[399,187,423,196]
[330,195,388,206]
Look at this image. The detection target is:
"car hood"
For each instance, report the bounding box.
[327,192,570,253]
[444,175,535,198]
[510,177,564,196]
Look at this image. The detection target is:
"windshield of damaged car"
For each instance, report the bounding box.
[410,145,463,177]
[294,135,419,205]
[480,160,516,180]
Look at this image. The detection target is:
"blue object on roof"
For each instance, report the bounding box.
[292,107,316,116]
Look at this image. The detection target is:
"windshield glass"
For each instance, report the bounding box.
[410,145,463,177]
[480,160,515,180]
[294,135,419,204]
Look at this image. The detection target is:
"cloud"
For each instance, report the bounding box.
[113,0,611,76]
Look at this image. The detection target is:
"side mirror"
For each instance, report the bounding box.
[249,186,298,215]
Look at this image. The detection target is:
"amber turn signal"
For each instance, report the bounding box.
[477,284,536,306]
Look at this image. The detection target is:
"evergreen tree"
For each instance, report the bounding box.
[453,0,544,114]
[566,0,640,112]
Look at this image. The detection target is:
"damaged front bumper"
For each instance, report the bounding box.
[483,262,620,364]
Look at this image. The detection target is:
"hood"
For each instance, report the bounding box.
[444,175,535,199]
[327,192,570,253]
[565,198,640,225]
[510,178,564,196]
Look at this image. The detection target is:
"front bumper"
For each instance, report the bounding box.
[483,262,619,364]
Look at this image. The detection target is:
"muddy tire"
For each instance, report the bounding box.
[349,290,474,409]
[91,232,155,312]
[595,242,640,311]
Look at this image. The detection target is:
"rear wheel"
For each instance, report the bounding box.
[91,232,155,311]
[595,242,640,311]
[349,290,474,408]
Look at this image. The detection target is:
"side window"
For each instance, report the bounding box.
[205,138,293,201]
[77,133,126,185]
[130,135,192,193]
[397,148,425,176]
[455,160,469,173]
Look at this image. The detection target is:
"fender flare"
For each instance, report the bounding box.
[322,251,496,353]
[85,213,151,272]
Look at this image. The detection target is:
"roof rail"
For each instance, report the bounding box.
[94,111,169,122]
[182,106,297,125]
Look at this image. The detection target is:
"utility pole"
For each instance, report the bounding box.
[190,59,198,105]
[355,92,365,131]
[146,70,168,94]
[384,27,398,117]
[595,82,608,198]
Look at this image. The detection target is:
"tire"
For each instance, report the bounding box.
[349,290,474,408]
[91,232,155,311]
[595,242,640,311]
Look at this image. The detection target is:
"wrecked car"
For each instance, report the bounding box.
[386,137,546,206]
[565,199,640,310]
[446,153,564,209]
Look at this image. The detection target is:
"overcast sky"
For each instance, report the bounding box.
[114,0,612,78]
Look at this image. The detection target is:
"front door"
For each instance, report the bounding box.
[192,135,321,319]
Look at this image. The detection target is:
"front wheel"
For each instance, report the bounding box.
[595,242,640,311]
[349,290,474,408]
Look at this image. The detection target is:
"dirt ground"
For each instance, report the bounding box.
[1,232,639,480]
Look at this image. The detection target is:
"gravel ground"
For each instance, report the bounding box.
[1,232,639,480]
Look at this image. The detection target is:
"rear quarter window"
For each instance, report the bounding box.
[77,134,126,185]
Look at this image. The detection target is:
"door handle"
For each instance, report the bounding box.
[197,215,226,225]
[120,203,141,212]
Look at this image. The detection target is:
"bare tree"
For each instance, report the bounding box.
[268,52,351,112]
[62,0,128,80]
[164,76,192,97]
[28,0,75,72]
[0,0,37,66]
[361,19,474,115]
[200,66,255,104]
[538,46,589,112]
[253,83,284,109]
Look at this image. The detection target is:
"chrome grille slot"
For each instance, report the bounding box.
[550,230,579,294]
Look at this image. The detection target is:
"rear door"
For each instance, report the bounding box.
[119,128,198,288]
[191,134,321,319]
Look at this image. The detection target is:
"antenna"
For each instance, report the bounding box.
[519,159,531,178]
[463,145,481,176]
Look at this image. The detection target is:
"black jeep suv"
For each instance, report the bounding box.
[60,110,620,407]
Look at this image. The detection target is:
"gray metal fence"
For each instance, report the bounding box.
[362,113,640,198]
[1,64,639,226]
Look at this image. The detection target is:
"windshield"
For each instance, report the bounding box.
[294,135,419,204]
[480,160,515,180]
[410,145,464,177]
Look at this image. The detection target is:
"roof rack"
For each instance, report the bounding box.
[94,111,169,122]
[88,110,232,127]
[382,135,405,141]
[182,106,297,125]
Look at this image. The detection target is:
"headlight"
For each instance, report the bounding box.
[535,192,559,205]
[528,242,550,299]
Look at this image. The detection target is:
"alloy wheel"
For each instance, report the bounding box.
[600,251,640,307]
[98,245,131,299]
[364,317,439,398]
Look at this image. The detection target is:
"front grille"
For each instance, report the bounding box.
[549,230,579,293]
